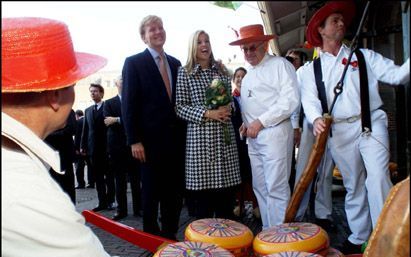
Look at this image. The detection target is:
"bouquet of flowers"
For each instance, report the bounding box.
[205,78,232,145]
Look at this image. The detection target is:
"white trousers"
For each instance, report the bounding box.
[248,120,293,229]
[294,118,334,221]
[328,109,392,244]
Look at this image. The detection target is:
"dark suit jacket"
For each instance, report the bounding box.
[121,48,186,165]
[103,95,127,155]
[81,102,107,157]
[45,109,76,170]
[74,116,84,151]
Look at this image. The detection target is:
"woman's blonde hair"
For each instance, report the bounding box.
[184,30,229,76]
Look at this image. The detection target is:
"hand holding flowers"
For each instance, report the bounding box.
[205,78,233,144]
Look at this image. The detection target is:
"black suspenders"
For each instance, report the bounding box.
[313,58,329,114]
[355,49,372,132]
[312,49,371,133]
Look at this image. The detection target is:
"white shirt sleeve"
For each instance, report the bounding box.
[298,64,324,125]
[258,59,300,127]
[362,49,410,85]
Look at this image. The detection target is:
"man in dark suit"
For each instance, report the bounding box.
[121,15,186,240]
[104,76,142,221]
[81,83,115,211]
[45,109,77,203]
[74,109,94,189]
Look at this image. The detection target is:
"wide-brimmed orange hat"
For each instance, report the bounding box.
[306,1,356,47]
[2,17,107,93]
[229,24,276,46]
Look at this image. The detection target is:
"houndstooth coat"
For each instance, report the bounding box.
[176,63,241,190]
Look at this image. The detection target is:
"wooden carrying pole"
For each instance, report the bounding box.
[284,114,333,222]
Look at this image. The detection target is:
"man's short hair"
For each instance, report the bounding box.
[286,49,308,64]
[89,83,104,94]
[139,15,163,39]
[75,109,84,117]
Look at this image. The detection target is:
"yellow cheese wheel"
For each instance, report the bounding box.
[264,252,323,257]
[253,223,329,257]
[185,218,254,257]
[326,247,345,257]
[153,241,234,257]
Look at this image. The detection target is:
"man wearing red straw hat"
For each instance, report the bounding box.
[2,17,109,256]
[298,1,409,254]
[229,24,300,230]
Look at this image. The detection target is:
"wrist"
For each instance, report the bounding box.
[205,110,210,119]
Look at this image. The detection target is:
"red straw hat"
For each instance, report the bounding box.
[306,1,356,47]
[2,17,107,93]
[229,24,276,46]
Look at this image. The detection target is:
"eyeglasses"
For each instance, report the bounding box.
[241,42,265,54]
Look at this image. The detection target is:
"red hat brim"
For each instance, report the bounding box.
[306,1,356,47]
[229,35,276,46]
[2,53,106,93]
[2,17,107,93]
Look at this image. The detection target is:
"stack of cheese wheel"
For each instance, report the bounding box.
[263,251,323,256]
[153,241,234,257]
[326,247,345,257]
[253,223,329,257]
[185,218,254,257]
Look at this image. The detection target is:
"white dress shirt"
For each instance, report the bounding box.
[241,54,300,128]
[299,44,410,124]
[1,112,110,257]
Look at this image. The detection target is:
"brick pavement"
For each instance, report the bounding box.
[75,184,350,257]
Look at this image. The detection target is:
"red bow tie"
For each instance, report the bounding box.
[342,58,358,68]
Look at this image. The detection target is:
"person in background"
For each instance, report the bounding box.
[285,49,308,71]
[176,30,241,220]
[2,17,109,256]
[299,1,409,253]
[286,49,307,190]
[81,83,116,212]
[229,24,300,230]
[74,109,93,189]
[104,75,142,221]
[121,15,186,240]
[231,67,259,219]
[45,109,77,204]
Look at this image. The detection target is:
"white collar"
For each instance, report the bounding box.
[319,44,350,58]
[248,53,271,69]
[1,112,62,174]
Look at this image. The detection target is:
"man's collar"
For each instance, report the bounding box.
[249,53,270,69]
[147,47,166,59]
[319,43,349,57]
[1,112,62,173]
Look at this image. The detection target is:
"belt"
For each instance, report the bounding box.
[333,114,361,124]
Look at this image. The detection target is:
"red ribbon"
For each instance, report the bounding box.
[342,58,358,68]
[232,88,240,97]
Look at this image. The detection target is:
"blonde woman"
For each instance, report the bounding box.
[176,30,241,219]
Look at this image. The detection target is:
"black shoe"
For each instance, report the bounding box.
[337,239,363,254]
[133,210,143,217]
[315,218,336,232]
[75,185,85,189]
[107,202,116,210]
[92,205,107,212]
[86,184,94,188]
[112,212,127,221]
[160,231,177,241]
